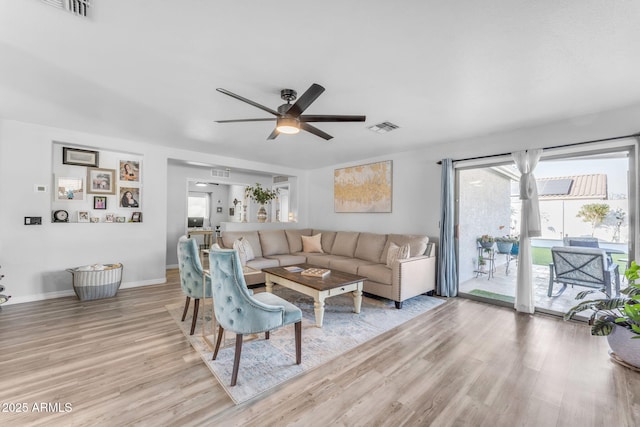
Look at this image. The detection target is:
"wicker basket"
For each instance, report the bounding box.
[67,263,123,301]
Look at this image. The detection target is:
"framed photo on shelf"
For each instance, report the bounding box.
[119,187,140,208]
[131,211,142,222]
[90,217,100,223]
[87,168,116,194]
[78,211,90,223]
[105,213,115,223]
[93,196,107,210]
[119,160,140,182]
[55,176,84,201]
[62,147,99,167]
[116,216,126,223]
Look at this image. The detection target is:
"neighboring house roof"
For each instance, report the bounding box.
[537,174,608,200]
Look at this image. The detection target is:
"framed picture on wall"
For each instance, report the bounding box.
[62,147,99,167]
[93,196,107,210]
[334,160,393,213]
[119,187,140,208]
[105,213,115,223]
[119,160,140,182]
[87,168,116,194]
[56,176,84,201]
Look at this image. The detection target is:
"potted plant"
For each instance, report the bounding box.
[244,183,279,223]
[564,261,640,368]
[495,235,518,254]
[477,235,495,249]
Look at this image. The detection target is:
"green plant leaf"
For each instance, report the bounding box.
[591,318,615,336]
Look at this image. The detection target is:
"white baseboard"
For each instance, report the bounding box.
[2,277,166,306]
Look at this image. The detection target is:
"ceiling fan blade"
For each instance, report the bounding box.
[300,115,366,123]
[215,118,276,123]
[267,128,280,140]
[300,122,333,140]
[285,83,325,118]
[216,88,280,116]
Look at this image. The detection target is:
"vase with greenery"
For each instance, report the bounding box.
[564,261,640,368]
[477,235,495,249]
[495,235,518,254]
[244,183,279,223]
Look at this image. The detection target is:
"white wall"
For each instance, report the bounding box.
[165,162,306,267]
[306,102,640,263]
[0,119,307,304]
[0,120,168,303]
[3,100,639,303]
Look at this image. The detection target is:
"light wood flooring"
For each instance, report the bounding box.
[0,269,638,426]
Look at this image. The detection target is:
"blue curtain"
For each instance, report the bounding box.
[438,158,458,297]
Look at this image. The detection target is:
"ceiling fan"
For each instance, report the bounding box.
[215,83,366,140]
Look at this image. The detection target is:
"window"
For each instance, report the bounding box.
[188,193,209,222]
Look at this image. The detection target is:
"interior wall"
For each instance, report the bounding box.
[165,162,295,267]
[0,120,168,303]
[306,102,640,253]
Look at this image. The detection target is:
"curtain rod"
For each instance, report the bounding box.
[436,132,640,165]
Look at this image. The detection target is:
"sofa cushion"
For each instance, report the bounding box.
[330,231,360,257]
[381,234,429,262]
[259,230,290,256]
[285,229,313,253]
[302,234,324,253]
[246,257,280,270]
[233,237,255,266]
[312,230,337,253]
[221,231,263,257]
[354,232,387,263]
[358,264,392,285]
[386,242,410,267]
[329,257,376,275]
[265,254,306,266]
[306,254,339,268]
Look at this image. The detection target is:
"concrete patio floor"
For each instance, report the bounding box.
[459,257,628,316]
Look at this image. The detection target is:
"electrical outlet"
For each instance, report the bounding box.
[24,217,42,225]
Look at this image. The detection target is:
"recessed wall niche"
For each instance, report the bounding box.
[51,142,144,223]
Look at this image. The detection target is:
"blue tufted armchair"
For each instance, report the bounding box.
[209,247,302,386]
[177,236,212,335]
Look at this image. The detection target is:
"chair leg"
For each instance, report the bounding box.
[181,296,191,321]
[265,330,270,340]
[230,333,243,386]
[395,301,403,309]
[212,325,224,360]
[189,298,200,335]
[295,321,302,365]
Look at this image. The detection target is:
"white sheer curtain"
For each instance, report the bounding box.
[512,149,542,313]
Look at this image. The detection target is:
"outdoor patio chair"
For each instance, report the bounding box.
[548,246,620,298]
[563,236,614,266]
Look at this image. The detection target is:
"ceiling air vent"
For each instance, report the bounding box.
[367,121,399,134]
[211,168,230,178]
[273,176,289,183]
[41,0,90,17]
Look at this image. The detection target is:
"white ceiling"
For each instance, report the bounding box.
[1,1,640,169]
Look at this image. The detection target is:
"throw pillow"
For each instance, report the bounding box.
[386,242,410,267]
[233,237,255,266]
[301,233,324,253]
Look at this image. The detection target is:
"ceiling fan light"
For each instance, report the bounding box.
[276,117,300,134]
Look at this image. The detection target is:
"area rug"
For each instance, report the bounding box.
[468,288,515,303]
[166,287,445,404]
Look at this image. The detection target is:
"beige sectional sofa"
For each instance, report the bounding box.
[219,228,436,309]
